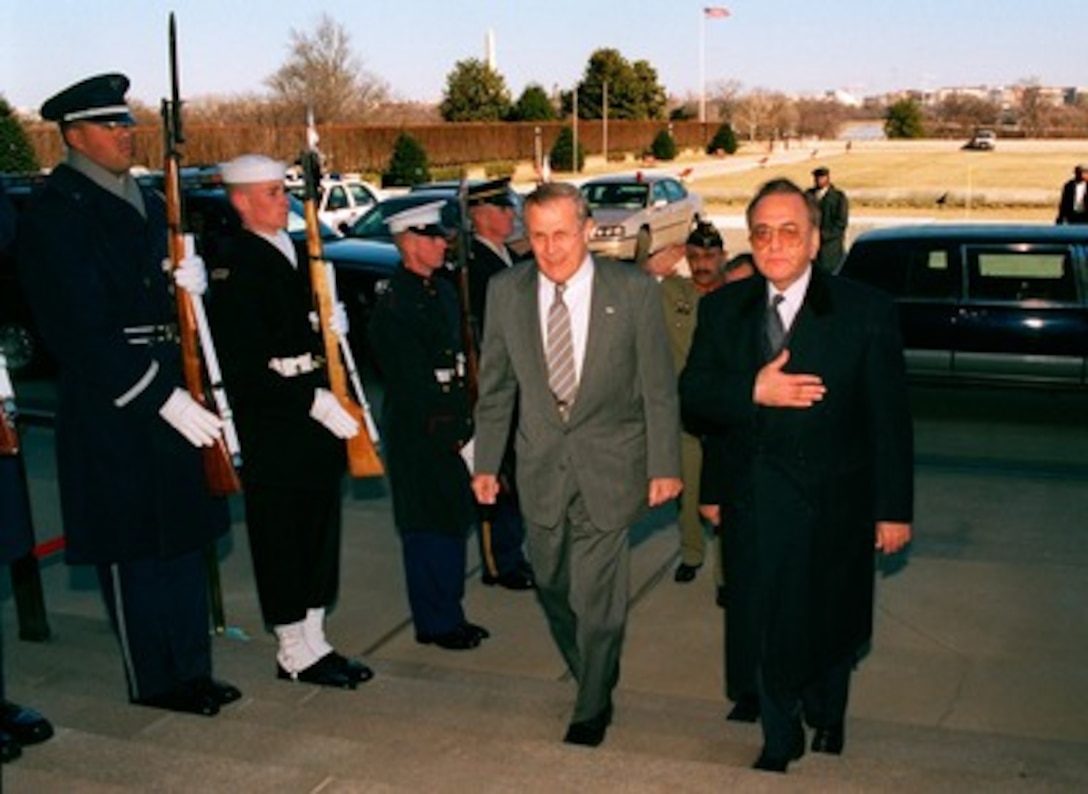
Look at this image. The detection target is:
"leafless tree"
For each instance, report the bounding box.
[265,13,389,124]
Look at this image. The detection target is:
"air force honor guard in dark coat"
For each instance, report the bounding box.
[17,73,240,717]
[368,201,489,651]
[209,154,373,689]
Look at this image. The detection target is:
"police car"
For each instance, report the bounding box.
[286,174,382,233]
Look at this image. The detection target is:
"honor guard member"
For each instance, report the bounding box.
[1,181,55,763]
[368,201,490,650]
[17,73,240,716]
[461,178,534,591]
[209,154,373,689]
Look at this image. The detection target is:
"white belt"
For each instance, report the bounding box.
[269,354,319,378]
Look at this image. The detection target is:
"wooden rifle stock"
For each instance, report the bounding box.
[0,354,18,456]
[163,14,241,496]
[454,181,480,407]
[300,144,383,478]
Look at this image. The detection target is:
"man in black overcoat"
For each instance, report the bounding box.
[1055,164,1088,224]
[806,166,849,272]
[368,201,488,651]
[209,154,372,689]
[17,73,238,716]
[681,178,913,774]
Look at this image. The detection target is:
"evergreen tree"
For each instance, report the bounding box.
[508,84,556,121]
[0,97,38,172]
[440,58,511,121]
[549,127,584,173]
[650,129,677,161]
[706,123,738,155]
[382,132,430,187]
[884,98,926,139]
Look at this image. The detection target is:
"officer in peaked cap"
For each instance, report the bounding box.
[805,164,850,272]
[457,178,535,593]
[369,196,491,651]
[40,72,136,126]
[18,73,240,717]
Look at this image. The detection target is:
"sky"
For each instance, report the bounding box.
[2,1,1086,114]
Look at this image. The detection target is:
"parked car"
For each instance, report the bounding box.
[1,173,52,379]
[580,173,703,265]
[286,175,382,233]
[964,129,997,151]
[839,224,1088,387]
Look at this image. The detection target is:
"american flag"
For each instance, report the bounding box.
[704,6,730,18]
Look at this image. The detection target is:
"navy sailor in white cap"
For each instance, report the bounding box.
[18,72,241,716]
[208,154,373,688]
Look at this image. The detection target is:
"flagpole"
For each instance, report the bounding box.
[699,9,707,123]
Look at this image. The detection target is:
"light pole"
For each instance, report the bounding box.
[602,80,609,166]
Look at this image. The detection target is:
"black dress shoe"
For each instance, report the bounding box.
[482,569,535,590]
[674,563,700,583]
[461,621,491,642]
[563,703,612,747]
[752,722,804,773]
[0,701,55,745]
[0,732,21,764]
[190,677,242,706]
[134,687,219,717]
[417,625,481,651]
[811,724,845,755]
[725,693,760,723]
[277,653,358,689]
[327,651,375,684]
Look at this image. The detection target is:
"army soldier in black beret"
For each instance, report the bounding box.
[368,202,489,650]
[18,73,240,716]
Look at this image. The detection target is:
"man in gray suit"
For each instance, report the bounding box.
[472,182,682,747]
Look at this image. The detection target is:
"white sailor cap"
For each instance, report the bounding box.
[387,200,449,237]
[220,154,287,185]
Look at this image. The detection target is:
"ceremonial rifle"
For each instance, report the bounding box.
[300,110,384,478]
[0,353,19,456]
[162,12,242,498]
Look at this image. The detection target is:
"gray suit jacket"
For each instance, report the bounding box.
[475,256,681,532]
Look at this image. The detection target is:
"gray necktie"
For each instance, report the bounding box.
[546,283,577,417]
[766,293,786,357]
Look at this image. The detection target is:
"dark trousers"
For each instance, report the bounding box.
[244,482,341,627]
[400,529,468,637]
[757,654,854,758]
[97,550,212,701]
[478,488,528,577]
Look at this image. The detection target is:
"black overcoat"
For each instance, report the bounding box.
[17,165,227,564]
[680,269,913,690]
[368,268,475,535]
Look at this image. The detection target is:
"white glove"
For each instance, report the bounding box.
[170,253,208,297]
[159,388,223,447]
[308,303,350,336]
[310,388,360,439]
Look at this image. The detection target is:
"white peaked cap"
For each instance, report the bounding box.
[220,154,287,185]
[386,200,448,236]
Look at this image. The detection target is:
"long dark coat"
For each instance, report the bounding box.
[368,267,475,535]
[680,268,913,690]
[208,231,344,489]
[17,165,227,564]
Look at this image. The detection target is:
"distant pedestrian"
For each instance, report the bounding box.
[1055,164,1088,225]
[806,167,849,273]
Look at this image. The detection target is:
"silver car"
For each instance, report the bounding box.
[581,173,703,264]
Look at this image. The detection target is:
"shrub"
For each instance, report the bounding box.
[0,97,38,173]
[706,123,738,155]
[382,132,431,188]
[549,127,585,173]
[650,129,677,161]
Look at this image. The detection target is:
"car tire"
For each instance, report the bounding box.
[634,228,652,268]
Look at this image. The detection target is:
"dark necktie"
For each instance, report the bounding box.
[766,293,786,357]
[546,283,577,416]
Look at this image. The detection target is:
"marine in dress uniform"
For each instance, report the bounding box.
[460,178,533,591]
[209,154,372,689]
[0,180,55,763]
[368,202,489,651]
[17,73,240,716]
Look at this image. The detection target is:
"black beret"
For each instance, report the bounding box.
[812,166,830,177]
[467,177,515,208]
[41,73,134,125]
[686,221,723,250]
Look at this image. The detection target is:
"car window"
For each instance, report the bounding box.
[968,248,1078,303]
[348,183,377,208]
[583,183,649,209]
[661,179,686,203]
[906,249,957,299]
[326,186,348,211]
